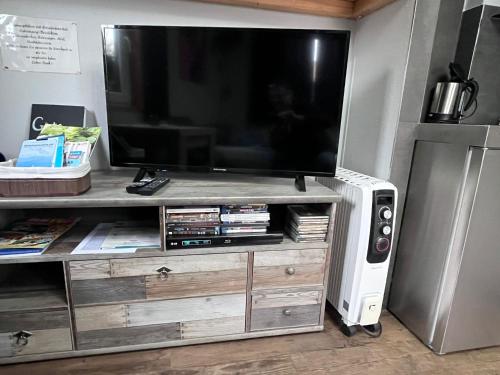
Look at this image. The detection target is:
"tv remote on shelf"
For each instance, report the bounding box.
[126,176,170,196]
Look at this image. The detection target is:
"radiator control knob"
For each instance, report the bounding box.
[380,207,392,220]
[375,238,391,253]
[381,225,392,236]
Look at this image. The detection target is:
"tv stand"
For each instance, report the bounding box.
[295,175,306,192]
[0,171,341,364]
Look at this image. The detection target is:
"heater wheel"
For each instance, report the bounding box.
[339,322,358,337]
[361,322,382,338]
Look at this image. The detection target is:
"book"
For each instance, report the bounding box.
[221,204,268,214]
[16,137,60,167]
[64,141,91,167]
[39,123,101,152]
[166,222,220,228]
[166,206,220,214]
[221,226,267,234]
[53,135,65,167]
[167,213,220,223]
[220,220,270,225]
[287,205,329,222]
[288,221,329,232]
[220,213,270,222]
[0,218,79,256]
[219,222,270,227]
[30,104,85,140]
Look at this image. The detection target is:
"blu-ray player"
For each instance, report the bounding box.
[166,232,283,249]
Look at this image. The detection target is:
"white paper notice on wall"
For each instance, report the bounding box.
[0,14,81,74]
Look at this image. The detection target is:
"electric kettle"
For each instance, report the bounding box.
[427,63,479,123]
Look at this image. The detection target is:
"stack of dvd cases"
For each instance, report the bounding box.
[220,204,270,235]
[166,206,221,238]
[286,205,329,242]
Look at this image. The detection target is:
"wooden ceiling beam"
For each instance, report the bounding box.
[352,0,397,18]
[197,0,355,18]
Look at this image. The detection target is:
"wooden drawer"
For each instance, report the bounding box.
[69,253,248,305]
[250,288,322,331]
[252,249,326,290]
[0,309,72,358]
[74,293,246,349]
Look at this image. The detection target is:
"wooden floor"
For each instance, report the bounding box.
[2,310,500,374]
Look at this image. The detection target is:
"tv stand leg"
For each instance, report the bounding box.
[294,175,306,192]
[133,168,157,182]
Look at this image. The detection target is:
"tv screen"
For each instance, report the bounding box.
[102,26,349,177]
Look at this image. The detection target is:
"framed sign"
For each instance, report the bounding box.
[0,14,81,74]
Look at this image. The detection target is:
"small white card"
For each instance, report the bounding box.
[0,14,81,74]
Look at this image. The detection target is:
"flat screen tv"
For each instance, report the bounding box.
[102,25,350,178]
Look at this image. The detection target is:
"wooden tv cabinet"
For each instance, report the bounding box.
[0,171,341,364]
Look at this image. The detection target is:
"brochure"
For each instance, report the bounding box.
[0,218,79,256]
[72,222,160,254]
[39,123,101,151]
[16,137,59,167]
[65,141,91,167]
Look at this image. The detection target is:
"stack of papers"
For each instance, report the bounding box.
[72,223,160,254]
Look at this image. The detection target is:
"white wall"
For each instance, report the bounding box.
[340,0,416,179]
[0,0,353,170]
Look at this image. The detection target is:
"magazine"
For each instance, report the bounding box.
[39,123,101,150]
[0,218,79,256]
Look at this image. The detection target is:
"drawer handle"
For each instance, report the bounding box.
[285,267,296,275]
[13,330,32,346]
[283,309,292,316]
[156,266,172,280]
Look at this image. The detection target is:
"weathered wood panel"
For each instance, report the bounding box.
[77,323,181,350]
[252,289,323,310]
[197,0,355,18]
[13,328,72,356]
[245,251,254,333]
[127,294,246,327]
[71,277,146,305]
[0,310,70,333]
[352,0,397,18]
[253,249,326,267]
[110,253,248,278]
[0,290,67,313]
[252,263,325,290]
[69,260,111,280]
[180,316,245,339]
[0,333,13,358]
[251,304,321,331]
[74,305,127,332]
[145,269,247,300]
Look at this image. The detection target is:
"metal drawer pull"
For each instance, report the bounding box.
[285,267,296,275]
[283,309,292,316]
[156,266,172,280]
[13,330,32,346]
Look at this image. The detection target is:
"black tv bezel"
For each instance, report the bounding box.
[102,25,350,178]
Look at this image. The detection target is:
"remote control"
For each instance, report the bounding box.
[135,176,171,196]
[126,180,151,194]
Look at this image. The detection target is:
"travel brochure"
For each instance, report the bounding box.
[0,218,80,256]
[16,135,64,168]
[71,222,161,254]
[15,123,101,168]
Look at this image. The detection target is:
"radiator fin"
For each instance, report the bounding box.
[318,176,355,308]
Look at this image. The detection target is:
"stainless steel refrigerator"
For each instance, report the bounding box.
[389,124,500,354]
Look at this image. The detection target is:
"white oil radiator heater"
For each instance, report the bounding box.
[318,168,397,337]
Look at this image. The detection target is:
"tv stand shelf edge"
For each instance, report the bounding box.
[0,170,341,364]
